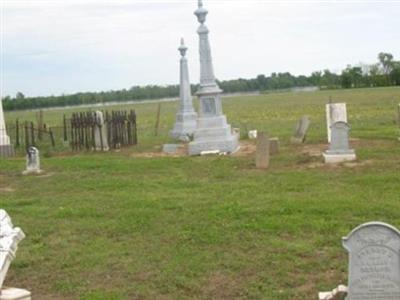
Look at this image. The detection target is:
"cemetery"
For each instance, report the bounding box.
[1,1,400,299]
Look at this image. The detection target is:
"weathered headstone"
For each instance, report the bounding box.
[326,103,347,143]
[188,0,239,155]
[323,121,356,163]
[0,98,14,158]
[22,147,42,175]
[269,137,279,155]
[94,111,109,151]
[171,39,198,141]
[256,132,269,169]
[0,210,31,300]
[344,222,400,300]
[291,116,310,144]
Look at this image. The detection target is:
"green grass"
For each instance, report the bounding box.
[1,87,400,299]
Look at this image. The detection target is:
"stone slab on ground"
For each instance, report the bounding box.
[318,285,347,300]
[0,288,31,300]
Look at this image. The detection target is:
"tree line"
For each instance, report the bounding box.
[3,52,400,111]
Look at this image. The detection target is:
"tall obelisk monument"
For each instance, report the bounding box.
[0,98,14,158]
[189,0,239,155]
[171,38,198,141]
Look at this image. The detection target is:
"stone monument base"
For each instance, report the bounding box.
[0,288,31,300]
[0,145,14,158]
[323,151,356,164]
[188,115,239,155]
[22,169,43,176]
[170,112,197,142]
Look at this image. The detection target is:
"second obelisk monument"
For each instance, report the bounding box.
[188,0,239,155]
[171,39,198,141]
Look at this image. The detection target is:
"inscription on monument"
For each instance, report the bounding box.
[202,97,216,116]
[343,222,400,300]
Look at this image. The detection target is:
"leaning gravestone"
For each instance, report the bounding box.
[291,116,310,144]
[94,111,109,151]
[0,210,31,300]
[22,146,42,175]
[326,103,347,143]
[256,132,269,169]
[323,121,356,163]
[344,222,400,300]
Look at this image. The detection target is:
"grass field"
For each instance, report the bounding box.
[1,87,400,299]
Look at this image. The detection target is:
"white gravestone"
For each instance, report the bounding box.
[170,39,198,141]
[94,111,109,151]
[323,121,356,164]
[0,210,31,300]
[22,147,42,175]
[188,0,239,155]
[343,222,400,300]
[326,103,347,143]
[0,98,14,158]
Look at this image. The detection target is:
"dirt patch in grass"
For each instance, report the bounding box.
[203,271,243,299]
[0,187,15,192]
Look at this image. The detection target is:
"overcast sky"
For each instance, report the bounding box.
[1,0,400,98]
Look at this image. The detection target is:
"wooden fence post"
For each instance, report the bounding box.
[155,103,161,136]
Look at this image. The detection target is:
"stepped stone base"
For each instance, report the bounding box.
[188,115,239,155]
[0,145,14,158]
[170,111,197,141]
[323,151,356,164]
[0,288,31,300]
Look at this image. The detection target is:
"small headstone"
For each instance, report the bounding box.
[291,116,310,144]
[0,210,31,299]
[326,103,347,143]
[248,130,257,139]
[323,121,356,163]
[94,111,109,151]
[344,222,400,299]
[22,147,42,175]
[162,144,180,154]
[255,132,269,169]
[269,137,279,155]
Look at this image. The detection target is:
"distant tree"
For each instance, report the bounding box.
[16,92,25,99]
[391,62,400,86]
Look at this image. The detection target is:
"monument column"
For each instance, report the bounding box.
[188,0,239,155]
[171,39,198,141]
[0,98,14,158]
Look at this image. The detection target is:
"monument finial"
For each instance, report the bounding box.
[194,0,208,24]
[178,38,188,57]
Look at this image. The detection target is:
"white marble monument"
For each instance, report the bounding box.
[22,147,42,175]
[326,103,347,143]
[171,39,198,141]
[94,111,109,151]
[0,99,14,158]
[188,0,239,155]
[0,210,31,300]
[323,121,356,163]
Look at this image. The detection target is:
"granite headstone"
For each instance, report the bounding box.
[291,116,310,144]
